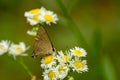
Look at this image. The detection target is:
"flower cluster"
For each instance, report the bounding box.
[0,40,29,59]
[41,46,88,80]
[24,7,58,36]
[24,7,88,80]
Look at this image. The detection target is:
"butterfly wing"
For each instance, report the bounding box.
[32,27,54,58]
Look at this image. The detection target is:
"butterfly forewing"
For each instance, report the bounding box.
[32,27,54,58]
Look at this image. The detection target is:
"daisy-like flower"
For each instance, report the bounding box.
[24,7,46,26]
[41,53,56,69]
[43,67,59,80]
[56,51,72,63]
[56,63,69,79]
[27,30,37,36]
[8,42,29,59]
[70,47,87,57]
[70,57,88,73]
[25,8,40,18]
[39,10,58,25]
[0,40,10,55]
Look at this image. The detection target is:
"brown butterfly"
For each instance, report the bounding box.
[32,26,55,58]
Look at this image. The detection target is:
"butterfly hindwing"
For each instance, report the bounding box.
[32,27,54,58]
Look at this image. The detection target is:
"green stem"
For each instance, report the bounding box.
[18,58,33,77]
[8,55,33,78]
[55,0,88,49]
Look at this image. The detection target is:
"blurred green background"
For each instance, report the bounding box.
[0,0,120,80]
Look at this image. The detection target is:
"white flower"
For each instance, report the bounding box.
[24,7,46,18]
[24,7,46,26]
[27,30,37,36]
[56,51,72,63]
[24,8,40,18]
[41,53,56,69]
[70,57,88,73]
[8,42,28,59]
[41,47,88,80]
[24,7,58,26]
[70,47,87,57]
[43,67,59,80]
[0,40,10,55]
[26,18,39,26]
[39,10,58,25]
[56,63,69,79]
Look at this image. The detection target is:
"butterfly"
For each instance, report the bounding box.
[32,26,55,58]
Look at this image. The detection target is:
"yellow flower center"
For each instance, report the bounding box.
[74,61,83,68]
[33,14,39,21]
[30,9,40,14]
[48,70,56,79]
[63,55,70,62]
[58,66,66,71]
[44,14,53,22]
[74,50,82,56]
[0,45,5,50]
[16,46,23,53]
[44,55,53,64]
